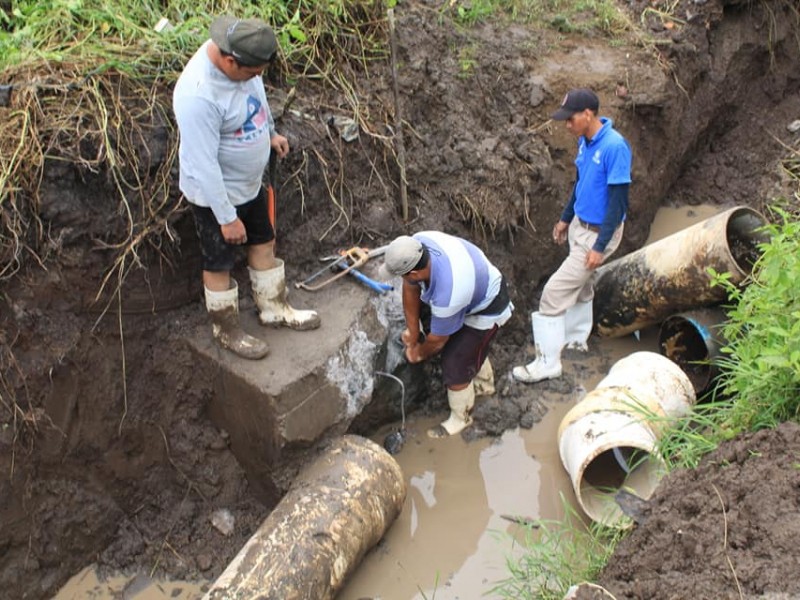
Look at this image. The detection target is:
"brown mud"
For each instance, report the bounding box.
[1,0,799,598]
[598,421,800,600]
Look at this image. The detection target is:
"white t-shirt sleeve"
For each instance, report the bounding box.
[173,95,237,225]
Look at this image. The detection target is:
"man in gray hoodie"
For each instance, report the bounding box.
[173,16,319,359]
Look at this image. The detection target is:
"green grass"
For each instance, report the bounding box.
[0,0,388,76]
[443,0,632,36]
[490,497,625,600]
[709,208,800,433]
[656,397,736,470]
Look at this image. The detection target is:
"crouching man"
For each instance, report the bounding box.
[381,232,513,438]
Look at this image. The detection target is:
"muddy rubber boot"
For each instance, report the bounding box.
[249,260,321,330]
[564,300,592,351]
[427,385,475,438]
[473,357,495,397]
[205,283,270,360]
[512,312,565,383]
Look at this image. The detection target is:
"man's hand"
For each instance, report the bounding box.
[585,249,604,270]
[405,343,424,364]
[221,219,247,245]
[270,134,290,159]
[401,328,419,346]
[404,332,448,364]
[401,328,423,363]
[553,221,569,245]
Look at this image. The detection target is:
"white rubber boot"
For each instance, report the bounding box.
[249,260,321,330]
[205,283,270,360]
[512,312,565,383]
[428,385,475,438]
[564,300,593,351]
[473,357,495,397]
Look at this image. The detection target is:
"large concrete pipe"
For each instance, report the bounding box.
[658,307,728,395]
[204,435,406,600]
[594,206,768,337]
[557,352,695,527]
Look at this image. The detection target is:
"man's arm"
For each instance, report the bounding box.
[173,96,237,226]
[400,280,450,363]
[592,183,628,253]
[400,279,422,344]
[585,183,628,268]
[554,174,579,245]
[559,173,579,224]
[406,333,449,364]
[270,134,290,158]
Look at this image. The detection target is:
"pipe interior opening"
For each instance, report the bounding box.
[579,446,663,527]
[659,318,710,393]
[726,208,769,273]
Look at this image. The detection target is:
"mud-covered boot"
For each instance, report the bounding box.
[249,260,321,330]
[428,385,475,438]
[205,283,270,360]
[473,357,495,397]
[564,300,593,351]
[512,312,565,383]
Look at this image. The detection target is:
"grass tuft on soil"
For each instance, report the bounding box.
[0,0,388,283]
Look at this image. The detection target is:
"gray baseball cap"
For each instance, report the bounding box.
[210,16,278,66]
[379,236,424,278]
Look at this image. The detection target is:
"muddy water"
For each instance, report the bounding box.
[54,204,723,600]
[339,333,651,600]
[646,203,721,243]
[52,568,206,599]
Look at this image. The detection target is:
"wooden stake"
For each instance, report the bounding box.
[387,8,409,222]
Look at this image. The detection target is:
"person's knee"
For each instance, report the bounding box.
[203,270,231,292]
[538,290,564,315]
[447,382,470,392]
[247,241,277,270]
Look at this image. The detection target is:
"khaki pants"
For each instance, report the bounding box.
[539,218,623,316]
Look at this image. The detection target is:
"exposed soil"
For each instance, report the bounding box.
[1,0,799,598]
[597,421,800,600]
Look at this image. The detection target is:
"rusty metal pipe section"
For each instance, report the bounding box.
[203,435,406,600]
[594,206,768,338]
[658,307,728,395]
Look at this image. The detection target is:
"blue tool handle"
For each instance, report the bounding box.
[348,268,394,293]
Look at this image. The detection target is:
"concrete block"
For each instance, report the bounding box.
[188,278,390,503]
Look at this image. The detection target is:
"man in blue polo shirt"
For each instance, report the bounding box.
[381,232,514,438]
[513,88,632,383]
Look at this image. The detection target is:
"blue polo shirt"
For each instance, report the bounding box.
[573,117,631,225]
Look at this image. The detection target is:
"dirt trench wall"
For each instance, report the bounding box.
[622,0,800,221]
[1,0,799,598]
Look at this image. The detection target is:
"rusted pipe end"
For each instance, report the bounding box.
[658,308,728,395]
[594,206,768,338]
[724,207,770,277]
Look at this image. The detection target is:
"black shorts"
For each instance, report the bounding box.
[441,324,499,387]
[191,187,275,272]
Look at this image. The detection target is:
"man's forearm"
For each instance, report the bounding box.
[416,334,448,360]
[560,184,578,223]
[592,183,628,253]
[402,280,422,336]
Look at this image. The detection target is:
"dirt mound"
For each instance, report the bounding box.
[598,422,800,599]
